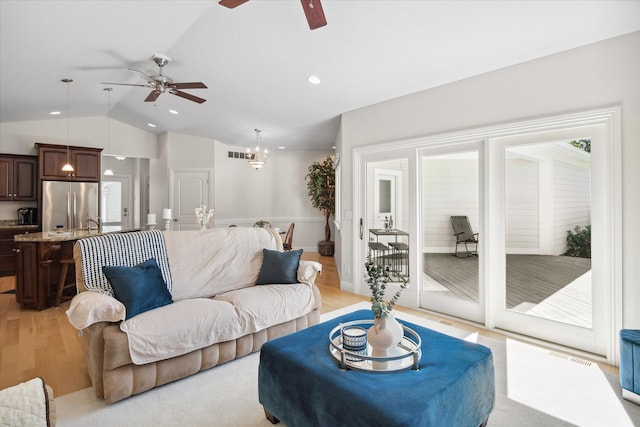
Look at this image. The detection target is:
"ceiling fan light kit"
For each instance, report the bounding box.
[101,54,207,104]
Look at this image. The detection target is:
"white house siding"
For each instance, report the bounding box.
[553,160,591,255]
[422,158,479,253]
[506,158,540,253]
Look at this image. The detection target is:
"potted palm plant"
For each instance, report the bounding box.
[305,156,335,256]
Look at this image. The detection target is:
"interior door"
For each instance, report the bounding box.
[170,169,213,231]
[101,175,132,231]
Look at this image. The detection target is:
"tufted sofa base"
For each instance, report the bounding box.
[84,309,320,403]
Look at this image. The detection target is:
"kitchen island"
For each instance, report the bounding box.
[0,222,39,279]
[14,228,140,310]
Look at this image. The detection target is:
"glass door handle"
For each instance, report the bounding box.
[359,218,363,240]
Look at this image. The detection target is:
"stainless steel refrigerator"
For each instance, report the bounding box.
[42,181,99,231]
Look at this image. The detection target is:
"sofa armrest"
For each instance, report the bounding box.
[0,377,55,427]
[65,291,126,330]
[297,260,322,285]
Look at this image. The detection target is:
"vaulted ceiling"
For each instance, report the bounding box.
[1,1,638,151]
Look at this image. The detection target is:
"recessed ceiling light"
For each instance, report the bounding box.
[278,146,286,150]
[308,75,321,85]
[147,123,156,128]
[169,109,178,115]
[50,111,61,115]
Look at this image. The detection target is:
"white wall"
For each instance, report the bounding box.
[0,116,157,158]
[0,118,331,251]
[339,31,640,327]
[146,132,333,252]
[213,141,333,252]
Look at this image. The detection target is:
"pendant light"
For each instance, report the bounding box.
[246,129,269,170]
[103,87,114,176]
[61,78,74,172]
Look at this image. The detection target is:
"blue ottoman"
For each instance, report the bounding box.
[620,329,640,405]
[259,310,495,427]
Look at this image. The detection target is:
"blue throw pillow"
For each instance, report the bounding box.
[256,248,303,285]
[102,258,173,319]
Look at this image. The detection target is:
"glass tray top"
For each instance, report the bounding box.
[328,319,422,372]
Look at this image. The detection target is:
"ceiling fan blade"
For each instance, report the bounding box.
[300,0,327,30]
[170,90,207,104]
[144,90,162,102]
[129,68,155,84]
[170,82,208,90]
[101,82,151,88]
[219,0,249,8]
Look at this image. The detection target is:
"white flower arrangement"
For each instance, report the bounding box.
[195,205,215,228]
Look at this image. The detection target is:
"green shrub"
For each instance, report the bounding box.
[565,225,591,258]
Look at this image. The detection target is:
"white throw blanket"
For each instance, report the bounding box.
[0,377,53,427]
[164,227,279,301]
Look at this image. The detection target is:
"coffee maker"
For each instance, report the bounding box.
[17,207,37,225]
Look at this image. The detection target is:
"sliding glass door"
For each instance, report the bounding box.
[356,151,415,309]
[489,124,611,355]
[353,108,619,360]
[419,142,484,323]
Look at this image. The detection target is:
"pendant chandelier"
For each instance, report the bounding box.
[61,79,74,172]
[246,129,269,170]
[103,87,114,176]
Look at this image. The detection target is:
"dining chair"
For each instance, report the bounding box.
[283,223,295,251]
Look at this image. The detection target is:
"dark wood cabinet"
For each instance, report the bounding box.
[15,241,37,305]
[36,143,102,182]
[15,240,74,310]
[0,230,19,277]
[0,228,37,277]
[0,155,37,201]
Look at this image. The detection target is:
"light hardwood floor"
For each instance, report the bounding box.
[0,253,616,397]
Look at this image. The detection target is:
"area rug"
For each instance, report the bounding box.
[55,302,640,426]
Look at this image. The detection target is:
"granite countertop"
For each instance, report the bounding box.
[0,220,39,230]
[14,228,141,242]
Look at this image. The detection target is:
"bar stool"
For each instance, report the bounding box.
[389,242,409,277]
[55,258,76,307]
[368,242,389,268]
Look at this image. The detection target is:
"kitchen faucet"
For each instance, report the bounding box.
[87,216,101,230]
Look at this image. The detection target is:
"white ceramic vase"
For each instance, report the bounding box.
[367,312,403,369]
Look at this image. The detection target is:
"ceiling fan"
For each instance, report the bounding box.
[219,0,327,30]
[101,54,207,104]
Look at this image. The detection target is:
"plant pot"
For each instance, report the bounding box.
[318,240,334,256]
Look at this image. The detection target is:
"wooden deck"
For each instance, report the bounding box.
[422,253,592,327]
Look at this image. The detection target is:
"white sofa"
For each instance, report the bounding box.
[66,227,322,403]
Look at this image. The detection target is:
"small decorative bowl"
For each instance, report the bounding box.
[341,326,367,361]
